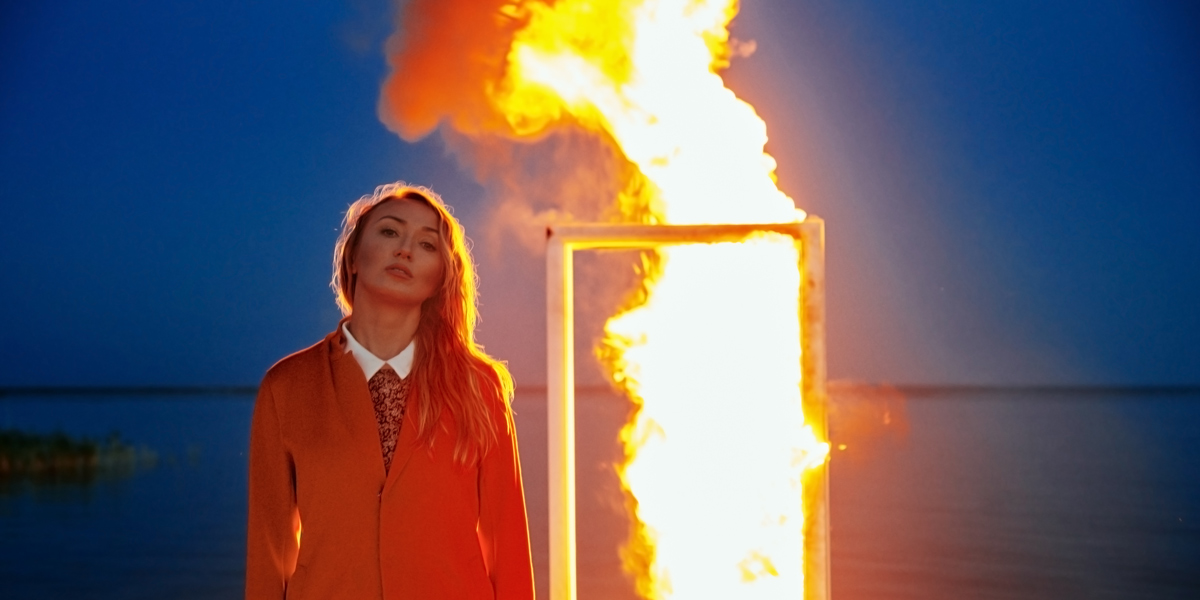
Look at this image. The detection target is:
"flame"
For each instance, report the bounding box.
[605,236,829,598]
[381,0,829,597]
[487,1,830,597]
[491,0,799,226]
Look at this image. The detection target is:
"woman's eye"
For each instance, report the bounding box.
[381,228,397,237]
[420,241,437,251]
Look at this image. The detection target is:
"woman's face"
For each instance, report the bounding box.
[351,198,445,309]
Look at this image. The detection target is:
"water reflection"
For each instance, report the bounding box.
[0,395,251,600]
[0,389,1196,599]
[829,387,1200,600]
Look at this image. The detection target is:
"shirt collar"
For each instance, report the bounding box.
[341,322,415,379]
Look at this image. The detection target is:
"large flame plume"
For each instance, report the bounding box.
[380,0,829,597]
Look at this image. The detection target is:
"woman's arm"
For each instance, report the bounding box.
[245,375,301,599]
[477,401,536,600]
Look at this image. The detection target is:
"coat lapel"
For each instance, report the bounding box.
[383,388,420,495]
[327,328,388,484]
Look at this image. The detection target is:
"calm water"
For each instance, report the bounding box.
[1,389,1197,599]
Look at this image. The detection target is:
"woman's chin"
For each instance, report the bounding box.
[355,282,431,308]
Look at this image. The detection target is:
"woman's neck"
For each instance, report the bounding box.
[347,297,422,361]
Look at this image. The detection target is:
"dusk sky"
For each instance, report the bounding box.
[2,0,1197,388]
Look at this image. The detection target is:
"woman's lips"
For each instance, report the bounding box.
[386,264,413,279]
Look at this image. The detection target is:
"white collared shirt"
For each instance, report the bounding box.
[341,322,415,380]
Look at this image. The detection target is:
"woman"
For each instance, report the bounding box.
[246,183,534,600]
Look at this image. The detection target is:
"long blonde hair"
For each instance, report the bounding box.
[331,182,513,464]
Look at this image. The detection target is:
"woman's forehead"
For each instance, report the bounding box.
[367,197,442,230]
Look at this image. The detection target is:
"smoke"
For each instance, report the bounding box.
[378,0,523,141]
[379,0,654,384]
[379,0,654,240]
[439,127,640,252]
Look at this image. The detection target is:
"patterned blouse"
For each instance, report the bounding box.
[367,364,411,473]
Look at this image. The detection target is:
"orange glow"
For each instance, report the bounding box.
[381,0,830,597]
[490,1,829,598]
[827,381,910,462]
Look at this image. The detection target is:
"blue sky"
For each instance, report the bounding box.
[1,0,1197,387]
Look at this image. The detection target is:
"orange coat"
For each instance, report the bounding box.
[246,328,535,599]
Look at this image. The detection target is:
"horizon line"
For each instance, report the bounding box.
[2,382,1199,399]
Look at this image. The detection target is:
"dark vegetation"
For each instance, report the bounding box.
[0,429,157,484]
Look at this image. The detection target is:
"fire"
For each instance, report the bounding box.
[489,0,830,597]
[605,237,829,598]
[491,0,799,226]
[380,0,830,597]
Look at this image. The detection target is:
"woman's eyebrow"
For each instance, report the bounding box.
[378,214,438,234]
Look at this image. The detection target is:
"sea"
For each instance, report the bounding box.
[1,387,1197,599]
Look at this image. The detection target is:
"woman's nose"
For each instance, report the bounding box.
[395,239,413,259]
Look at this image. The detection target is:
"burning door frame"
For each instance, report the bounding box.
[545,220,830,600]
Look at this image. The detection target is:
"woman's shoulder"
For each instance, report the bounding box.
[261,331,338,386]
[470,358,514,419]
